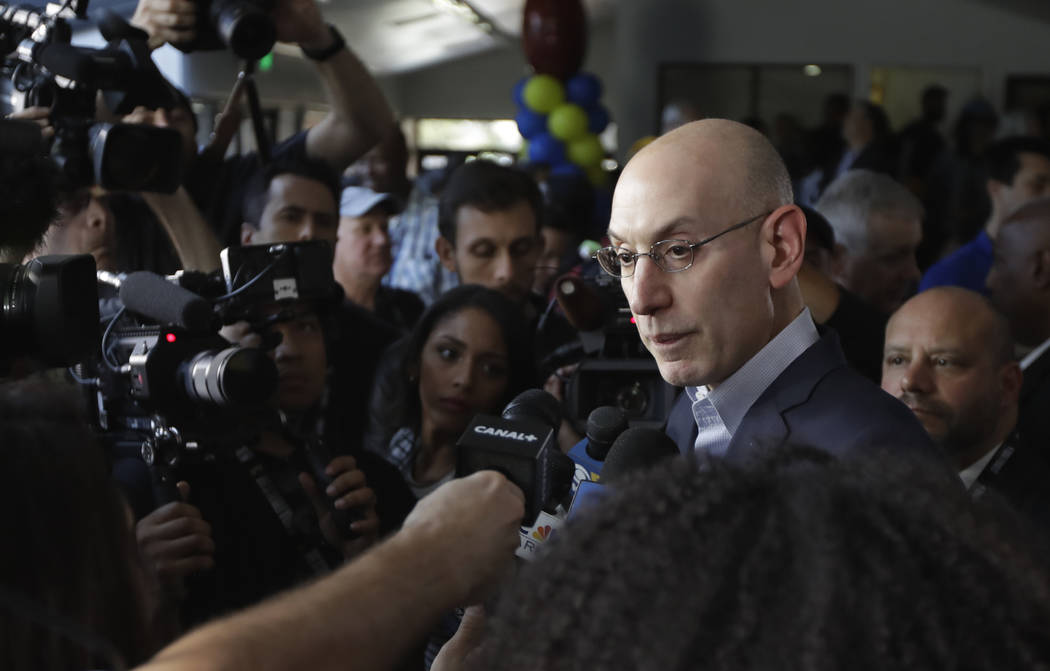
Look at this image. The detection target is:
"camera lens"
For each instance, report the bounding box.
[183,346,277,405]
[214,0,277,60]
[616,381,650,417]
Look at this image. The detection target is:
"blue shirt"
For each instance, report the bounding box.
[919,230,993,295]
[687,308,820,457]
[383,185,459,306]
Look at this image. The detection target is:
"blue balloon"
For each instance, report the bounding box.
[528,132,565,165]
[512,77,528,107]
[550,162,584,178]
[587,105,610,134]
[566,73,602,107]
[516,108,548,139]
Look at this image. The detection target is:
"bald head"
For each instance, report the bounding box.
[628,119,794,218]
[883,287,1020,466]
[607,119,808,388]
[987,195,1050,346]
[889,288,1014,366]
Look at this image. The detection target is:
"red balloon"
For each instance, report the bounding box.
[522,0,587,80]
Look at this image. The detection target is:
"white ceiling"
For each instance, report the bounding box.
[312,0,616,76]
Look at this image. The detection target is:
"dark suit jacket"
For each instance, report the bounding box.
[665,332,944,465]
[1018,348,1050,464]
[971,429,1050,534]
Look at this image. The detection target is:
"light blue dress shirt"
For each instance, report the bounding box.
[687,308,820,457]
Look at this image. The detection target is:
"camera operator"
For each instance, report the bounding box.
[128,0,396,250]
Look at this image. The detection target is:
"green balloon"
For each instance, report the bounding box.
[547,103,589,141]
[568,134,604,167]
[523,74,565,114]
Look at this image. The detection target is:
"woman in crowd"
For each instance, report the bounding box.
[364,284,535,500]
[0,378,155,671]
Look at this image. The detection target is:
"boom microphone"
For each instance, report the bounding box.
[118,271,214,333]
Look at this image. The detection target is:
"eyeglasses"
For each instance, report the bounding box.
[593,211,771,278]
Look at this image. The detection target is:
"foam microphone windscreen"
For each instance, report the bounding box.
[554,274,607,332]
[601,427,680,484]
[37,43,132,84]
[118,272,213,333]
[501,388,562,430]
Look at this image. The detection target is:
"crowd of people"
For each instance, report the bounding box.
[6,0,1050,667]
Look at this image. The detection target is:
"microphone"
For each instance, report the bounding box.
[566,405,628,489]
[35,43,135,88]
[601,427,680,484]
[565,427,679,521]
[456,389,574,559]
[118,271,214,333]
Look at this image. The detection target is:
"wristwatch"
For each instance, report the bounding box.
[301,24,345,62]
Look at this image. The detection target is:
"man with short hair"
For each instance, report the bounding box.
[435,160,544,309]
[881,287,1049,524]
[602,119,938,462]
[921,136,1050,294]
[986,196,1050,455]
[240,156,343,246]
[814,169,924,315]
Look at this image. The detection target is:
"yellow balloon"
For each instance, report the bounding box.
[548,103,589,141]
[568,134,604,167]
[523,74,565,114]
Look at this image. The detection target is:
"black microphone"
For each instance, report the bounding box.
[118,271,214,333]
[456,389,572,525]
[35,43,135,88]
[600,427,680,484]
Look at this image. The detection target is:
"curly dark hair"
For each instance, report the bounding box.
[474,447,1050,670]
[0,377,154,671]
[363,284,537,456]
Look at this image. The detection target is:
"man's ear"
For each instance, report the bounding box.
[1033,248,1050,290]
[241,223,256,245]
[763,205,806,290]
[1000,361,1023,407]
[435,236,457,273]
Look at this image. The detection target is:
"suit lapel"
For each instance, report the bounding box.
[725,332,845,459]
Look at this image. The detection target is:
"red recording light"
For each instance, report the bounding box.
[165,333,177,343]
[630,316,637,324]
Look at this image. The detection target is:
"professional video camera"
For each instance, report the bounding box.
[176,0,276,60]
[0,118,99,372]
[79,241,338,502]
[554,264,677,433]
[0,0,183,192]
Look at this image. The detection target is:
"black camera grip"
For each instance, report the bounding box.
[301,439,361,542]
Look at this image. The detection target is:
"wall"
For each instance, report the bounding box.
[141,0,1050,159]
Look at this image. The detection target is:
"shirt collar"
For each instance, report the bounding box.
[686,308,820,436]
[959,443,1001,490]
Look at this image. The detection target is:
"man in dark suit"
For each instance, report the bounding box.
[987,197,1050,460]
[882,287,1050,528]
[599,119,939,463]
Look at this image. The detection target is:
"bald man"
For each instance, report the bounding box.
[601,119,939,463]
[987,196,1050,456]
[882,288,1050,525]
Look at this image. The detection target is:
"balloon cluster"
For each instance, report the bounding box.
[514,71,610,186]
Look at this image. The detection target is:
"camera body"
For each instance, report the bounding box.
[563,268,677,432]
[83,242,339,503]
[0,1,183,192]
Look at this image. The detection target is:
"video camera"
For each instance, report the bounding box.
[0,0,183,192]
[79,240,338,502]
[176,0,276,60]
[555,265,677,433]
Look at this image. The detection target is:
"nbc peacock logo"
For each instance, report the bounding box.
[532,525,553,541]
